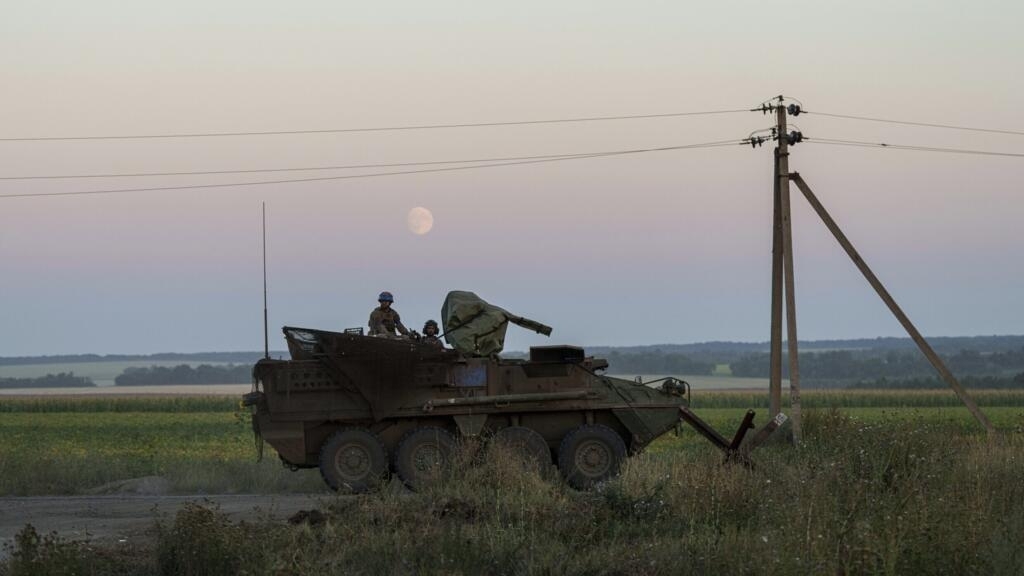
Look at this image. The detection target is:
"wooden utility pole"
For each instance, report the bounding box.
[789,173,996,435]
[759,96,993,437]
[769,102,803,442]
[768,150,784,418]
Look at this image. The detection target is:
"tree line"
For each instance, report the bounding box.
[0,373,95,389]
[729,348,1024,381]
[602,350,715,375]
[114,364,252,386]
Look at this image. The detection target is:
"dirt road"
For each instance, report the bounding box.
[0,494,324,558]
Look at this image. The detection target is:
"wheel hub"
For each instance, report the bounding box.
[336,444,371,479]
[412,443,442,472]
[576,440,610,475]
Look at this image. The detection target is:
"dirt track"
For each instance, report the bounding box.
[0,494,324,558]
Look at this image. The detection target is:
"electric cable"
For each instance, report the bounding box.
[804,137,1024,158]
[804,111,1024,137]
[0,109,750,142]
[0,147,720,180]
[0,139,745,199]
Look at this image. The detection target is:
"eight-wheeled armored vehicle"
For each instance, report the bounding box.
[245,291,784,491]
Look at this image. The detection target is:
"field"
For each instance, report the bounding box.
[610,374,772,390]
[1,392,1023,575]
[0,396,320,496]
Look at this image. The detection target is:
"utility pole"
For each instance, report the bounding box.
[768,151,784,417]
[755,95,993,436]
[768,99,803,443]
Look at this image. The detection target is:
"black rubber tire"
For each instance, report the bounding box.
[318,428,389,493]
[557,424,627,489]
[394,427,457,491]
[489,426,553,477]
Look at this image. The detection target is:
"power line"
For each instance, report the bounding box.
[0,139,744,199]
[0,149,685,180]
[805,137,1024,158]
[0,109,750,142]
[804,111,1024,137]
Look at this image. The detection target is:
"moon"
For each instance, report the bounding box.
[407,206,434,235]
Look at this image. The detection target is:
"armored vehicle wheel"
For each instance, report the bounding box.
[319,428,388,493]
[394,427,456,491]
[490,426,552,476]
[557,424,627,489]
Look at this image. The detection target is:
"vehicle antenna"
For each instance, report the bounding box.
[262,202,269,359]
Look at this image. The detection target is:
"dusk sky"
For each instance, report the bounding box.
[1,1,1022,356]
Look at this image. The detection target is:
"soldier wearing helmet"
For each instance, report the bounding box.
[368,291,410,337]
[421,319,443,349]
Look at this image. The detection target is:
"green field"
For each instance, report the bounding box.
[1,392,1021,496]
[2,392,1023,575]
[0,397,320,496]
[610,373,771,389]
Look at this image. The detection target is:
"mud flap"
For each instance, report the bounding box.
[452,414,488,437]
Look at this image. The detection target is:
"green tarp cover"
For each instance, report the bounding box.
[441,291,552,356]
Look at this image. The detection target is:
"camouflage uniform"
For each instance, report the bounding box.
[422,334,444,350]
[421,320,443,349]
[368,306,410,337]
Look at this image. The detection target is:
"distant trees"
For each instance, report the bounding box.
[730,350,933,380]
[0,352,279,367]
[114,364,252,386]
[729,347,1024,386]
[603,350,714,376]
[0,372,95,388]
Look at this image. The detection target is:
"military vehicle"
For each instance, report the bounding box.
[244,291,785,492]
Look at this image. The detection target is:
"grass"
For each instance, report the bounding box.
[0,396,236,413]
[0,398,321,495]
[1,393,1023,574]
[691,388,1024,409]
[5,410,1022,575]
[0,392,1021,497]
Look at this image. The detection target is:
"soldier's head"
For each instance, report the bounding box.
[423,319,438,336]
[378,291,394,308]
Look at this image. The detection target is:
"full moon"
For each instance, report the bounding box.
[407,206,434,235]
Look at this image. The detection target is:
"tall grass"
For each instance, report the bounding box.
[2,402,1024,574]
[0,407,321,495]
[0,396,237,413]
[693,388,1024,409]
[9,414,1018,575]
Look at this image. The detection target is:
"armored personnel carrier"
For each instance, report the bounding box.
[245,291,784,491]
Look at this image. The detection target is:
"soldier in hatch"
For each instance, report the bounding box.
[421,319,444,349]
[368,291,410,337]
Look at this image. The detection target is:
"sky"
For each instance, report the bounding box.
[1,0,1022,356]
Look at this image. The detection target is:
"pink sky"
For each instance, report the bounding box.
[1,1,1022,355]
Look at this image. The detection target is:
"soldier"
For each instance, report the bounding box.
[368,291,410,337]
[422,319,443,349]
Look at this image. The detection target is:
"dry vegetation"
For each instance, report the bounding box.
[1,394,1023,575]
